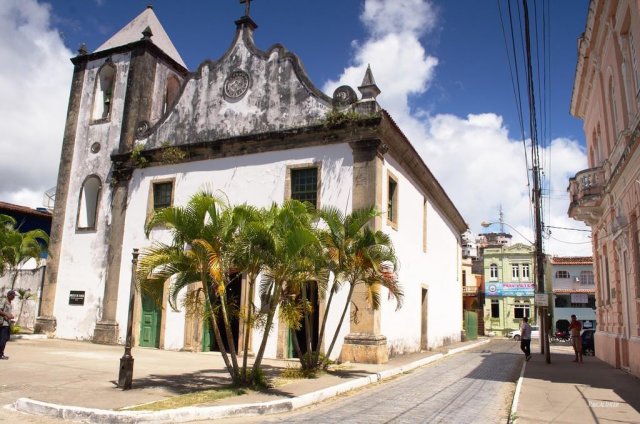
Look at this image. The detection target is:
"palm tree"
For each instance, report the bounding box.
[0,214,49,288]
[315,206,403,367]
[252,200,321,375]
[137,192,245,383]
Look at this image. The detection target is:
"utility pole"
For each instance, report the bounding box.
[522,0,550,363]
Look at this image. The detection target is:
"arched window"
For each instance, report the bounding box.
[163,74,180,114]
[92,63,116,121]
[490,263,498,280]
[555,270,570,279]
[609,76,619,134]
[77,176,101,230]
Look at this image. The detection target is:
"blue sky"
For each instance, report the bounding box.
[0,0,592,255]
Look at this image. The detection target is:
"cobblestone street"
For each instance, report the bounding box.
[218,339,522,424]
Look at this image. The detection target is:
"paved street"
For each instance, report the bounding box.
[219,339,522,424]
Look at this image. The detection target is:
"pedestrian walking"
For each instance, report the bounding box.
[0,289,16,360]
[569,314,583,364]
[520,317,532,361]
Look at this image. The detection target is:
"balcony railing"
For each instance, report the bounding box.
[567,166,605,225]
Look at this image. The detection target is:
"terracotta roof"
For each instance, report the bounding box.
[552,289,595,294]
[0,201,52,218]
[549,256,593,265]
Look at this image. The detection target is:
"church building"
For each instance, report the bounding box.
[36,5,468,363]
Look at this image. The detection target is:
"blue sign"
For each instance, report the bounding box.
[485,282,535,297]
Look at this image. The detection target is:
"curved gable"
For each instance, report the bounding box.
[140,21,332,148]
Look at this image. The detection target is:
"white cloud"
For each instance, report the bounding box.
[0,0,72,208]
[325,0,592,256]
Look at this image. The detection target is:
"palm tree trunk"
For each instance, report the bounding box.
[326,282,355,360]
[218,285,240,377]
[301,283,313,369]
[203,282,234,378]
[241,273,255,384]
[251,282,281,380]
[291,327,304,363]
[11,270,18,289]
[314,278,336,368]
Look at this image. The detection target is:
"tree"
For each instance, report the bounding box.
[314,206,403,367]
[0,214,49,288]
[252,200,321,374]
[137,192,246,383]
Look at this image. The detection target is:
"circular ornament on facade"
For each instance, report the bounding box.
[224,70,250,100]
[332,85,357,107]
[90,142,101,153]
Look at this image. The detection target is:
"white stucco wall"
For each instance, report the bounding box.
[114,143,354,352]
[53,53,131,340]
[380,158,462,355]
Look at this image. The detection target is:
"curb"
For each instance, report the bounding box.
[12,338,490,423]
[11,334,48,340]
[508,359,527,423]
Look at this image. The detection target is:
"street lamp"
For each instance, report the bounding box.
[118,248,138,390]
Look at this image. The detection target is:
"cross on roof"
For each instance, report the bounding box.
[239,0,252,17]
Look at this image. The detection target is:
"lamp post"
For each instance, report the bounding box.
[480,221,550,363]
[118,248,138,390]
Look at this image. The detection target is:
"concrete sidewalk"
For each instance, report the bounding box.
[3,337,639,423]
[2,336,489,423]
[514,343,640,423]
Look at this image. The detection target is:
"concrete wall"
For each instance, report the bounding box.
[0,265,44,330]
[53,53,131,340]
[114,143,354,355]
[380,157,462,355]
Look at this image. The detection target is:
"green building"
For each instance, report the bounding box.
[482,242,537,336]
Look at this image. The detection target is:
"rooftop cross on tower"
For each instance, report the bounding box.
[240,0,253,17]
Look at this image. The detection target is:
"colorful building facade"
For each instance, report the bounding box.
[569,0,640,377]
[482,243,537,336]
[548,256,596,332]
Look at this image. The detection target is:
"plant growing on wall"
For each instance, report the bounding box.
[160,146,187,164]
[130,143,148,168]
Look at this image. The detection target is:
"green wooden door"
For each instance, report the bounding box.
[464,310,478,340]
[202,320,214,352]
[139,293,161,348]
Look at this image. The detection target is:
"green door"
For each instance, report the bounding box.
[139,293,161,348]
[464,310,478,340]
[202,320,214,352]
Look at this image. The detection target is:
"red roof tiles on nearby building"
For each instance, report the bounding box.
[549,256,593,265]
[0,201,52,218]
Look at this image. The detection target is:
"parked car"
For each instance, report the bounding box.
[508,326,540,341]
[581,329,595,356]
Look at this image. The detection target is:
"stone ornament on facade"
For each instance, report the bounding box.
[136,120,150,139]
[332,85,357,107]
[224,69,250,100]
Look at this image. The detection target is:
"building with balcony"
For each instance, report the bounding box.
[569,0,640,376]
[482,242,536,337]
[548,256,596,332]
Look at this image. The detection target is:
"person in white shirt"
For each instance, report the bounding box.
[0,290,16,360]
[520,316,532,361]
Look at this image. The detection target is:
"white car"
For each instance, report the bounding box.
[508,326,540,341]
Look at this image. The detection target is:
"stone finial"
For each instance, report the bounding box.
[141,26,153,40]
[77,43,88,56]
[358,64,381,100]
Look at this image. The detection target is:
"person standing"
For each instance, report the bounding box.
[569,314,583,363]
[520,316,532,361]
[0,290,16,360]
